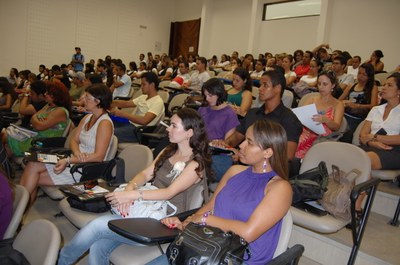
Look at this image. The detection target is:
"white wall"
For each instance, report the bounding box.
[0,0,174,74]
[1,0,399,75]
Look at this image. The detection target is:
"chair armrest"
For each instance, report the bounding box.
[31,137,66,148]
[349,178,380,249]
[107,208,201,245]
[70,160,117,183]
[266,244,305,265]
[140,132,167,140]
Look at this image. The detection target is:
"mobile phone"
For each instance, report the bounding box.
[376,128,387,135]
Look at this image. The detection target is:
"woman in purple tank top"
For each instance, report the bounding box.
[152,119,292,265]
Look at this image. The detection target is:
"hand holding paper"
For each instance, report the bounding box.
[292,104,326,135]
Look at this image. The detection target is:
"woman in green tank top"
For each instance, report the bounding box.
[6,80,71,156]
[227,67,253,117]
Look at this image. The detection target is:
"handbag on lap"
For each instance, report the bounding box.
[166,222,250,265]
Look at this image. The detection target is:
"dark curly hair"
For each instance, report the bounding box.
[45,80,72,112]
[154,108,212,180]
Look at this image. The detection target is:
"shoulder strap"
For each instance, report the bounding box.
[202,170,210,203]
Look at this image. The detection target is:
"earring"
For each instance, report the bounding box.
[262,159,267,173]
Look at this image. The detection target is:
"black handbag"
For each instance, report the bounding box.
[167,222,250,265]
[289,161,329,204]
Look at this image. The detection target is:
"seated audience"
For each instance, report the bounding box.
[15,70,30,94]
[347,55,361,79]
[212,70,302,162]
[148,119,292,265]
[110,72,164,143]
[130,61,147,79]
[18,80,47,128]
[312,43,333,70]
[282,55,297,88]
[250,59,266,81]
[158,56,173,81]
[292,49,304,70]
[182,57,210,94]
[295,71,344,159]
[110,63,131,99]
[57,108,212,265]
[294,50,313,79]
[51,65,70,90]
[331,56,355,95]
[7,68,19,87]
[227,67,253,117]
[69,72,87,101]
[20,83,114,204]
[199,78,240,181]
[365,50,384,73]
[339,63,378,142]
[4,80,71,158]
[293,60,321,98]
[0,78,17,112]
[357,73,400,213]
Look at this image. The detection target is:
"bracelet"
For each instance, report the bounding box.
[201,211,212,226]
[132,182,138,189]
[138,190,143,201]
[66,156,71,166]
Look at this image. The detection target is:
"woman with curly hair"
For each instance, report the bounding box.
[58,107,212,265]
[5,80,71,157]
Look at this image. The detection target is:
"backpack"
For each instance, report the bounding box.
[290,161,329,204]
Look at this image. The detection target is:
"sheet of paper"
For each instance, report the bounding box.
[292,104,326,135]
[73,185,109,194]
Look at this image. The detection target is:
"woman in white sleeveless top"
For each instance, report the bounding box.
[20,84,114,204]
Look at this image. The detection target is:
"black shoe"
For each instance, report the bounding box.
[345,209,363,229]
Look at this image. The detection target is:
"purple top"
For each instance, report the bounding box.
[214,167,282,265]
[198,106,239,140]
[0,174,13,239]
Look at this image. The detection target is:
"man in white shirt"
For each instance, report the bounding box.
[110,63,131,99]
[332,56,354,92]
[111,72,165,143]
[347,56,361,80]
[182,57,210,94]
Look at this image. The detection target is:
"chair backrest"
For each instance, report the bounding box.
[168,93,188,115]
[273,210,293,258]
[157,90,170,104]
[118,144,153,182]
[352,120,365,146]
[159,80,171,89]
[105,135,119,161]
[11,98,21,113]
[375,72,390,86]
[282,89,294,109]
[13,219,61,265]
[301,141,371,185]
[3,185,29,239]
[297,92,320,107]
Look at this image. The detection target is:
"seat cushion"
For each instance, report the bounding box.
[371,170,400,181]
[41,186,65,200]
[110,243,168,265]
[290,206,348,234]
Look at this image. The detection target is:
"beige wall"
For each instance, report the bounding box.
[1,0,399,75]
[0,0,175,74]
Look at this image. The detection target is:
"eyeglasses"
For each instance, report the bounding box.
[84,93,96,101]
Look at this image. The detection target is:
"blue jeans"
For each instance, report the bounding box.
[211,155,233,181]
[57,214,143,265]
[113,121,139,143]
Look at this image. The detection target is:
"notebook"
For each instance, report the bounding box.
[24,152,67,164]
[60,182,113,201]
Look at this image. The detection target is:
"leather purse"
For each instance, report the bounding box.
[167,222,250,265]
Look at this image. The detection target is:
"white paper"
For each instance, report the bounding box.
[292,104,326,135]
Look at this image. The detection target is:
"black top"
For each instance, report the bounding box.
[236,102,303,143]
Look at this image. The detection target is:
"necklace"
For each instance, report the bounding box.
[86,112,105,131]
